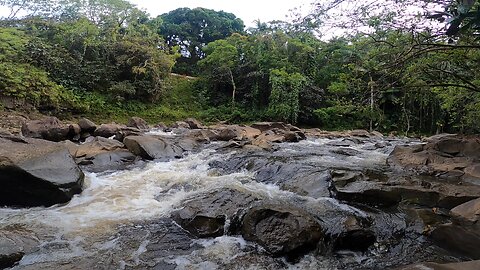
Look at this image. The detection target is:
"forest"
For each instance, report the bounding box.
[1,0,479,135]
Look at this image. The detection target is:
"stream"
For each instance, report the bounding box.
[0,136,466,269]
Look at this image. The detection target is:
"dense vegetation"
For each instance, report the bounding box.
[1,0,479,134]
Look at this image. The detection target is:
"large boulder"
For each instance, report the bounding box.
[240,203,323,257]
[127,117,149,130]
[21,117,70,142]
[0,135,84,207]
[123,135,183,160]
[78,118,97,133]
[171,188,260,238]
[64,137,136,172]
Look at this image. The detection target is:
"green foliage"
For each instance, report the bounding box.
[158,7,245,75]
[268,69,305,123]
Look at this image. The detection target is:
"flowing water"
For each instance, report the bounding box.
[0,137,461,269]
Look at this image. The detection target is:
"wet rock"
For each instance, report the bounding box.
[171,188,261,238]
[21,117,70,142]
[241,203,323,258]
[430,223,480,259]
[0,227,39,269]
[78,150,137,172]
[127,117,149,130]
[331,170,365,188]
[124,135,183,160]
[255,163,332,198]
[185,118,204,129]
[216,126,243,141]
[78,118,97,133]
[63,137,136,172]
[388,136,480,182]
[397,260,480,270]
[335,178,480,209]
[330,147,361,157]
[0,135,84,207]
[450,197,480,223]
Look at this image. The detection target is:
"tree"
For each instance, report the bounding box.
[198,37,241,104]
[158,7,245,75]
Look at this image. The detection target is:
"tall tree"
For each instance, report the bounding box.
[158,7,245,75]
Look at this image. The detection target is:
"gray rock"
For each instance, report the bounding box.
[0,135,84,207]
[123,135,183,160]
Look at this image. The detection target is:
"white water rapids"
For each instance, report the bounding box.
[0,138,402,269]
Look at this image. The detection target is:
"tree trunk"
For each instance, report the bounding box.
[229,68,236,105]
[369,74,374,132]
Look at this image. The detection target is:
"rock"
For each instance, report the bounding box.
[171,188,261,238]
[0,135,84,207]
[68,123,81,141]
[255,163,332,199]
[123,135,183,160]
[397,260,480,270]
[430,223,480,259]
[185,129,219,142]
[0,227,39,269]
[388,136,480,182]
[184,118,204,129]
[349,129,371,137]
[154,122,168,131]
[71,137,125,159]
[172,121,190,129]
[93,124,122,138]
[21,117,70,142]
[93,124,140,141]
[255,131,285,143]
[78,150,137,172]
[330,147,361,157]
[335,179,480,209]
[65,137,136,172]
[240,203,323,258]
[216,126,242,141]
[250,122,298,132]
[450,197,480,223]
[127,117,149,130]
[250,138,274,151]
[78,118,97,133]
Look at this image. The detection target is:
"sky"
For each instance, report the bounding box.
[128,0,315,27]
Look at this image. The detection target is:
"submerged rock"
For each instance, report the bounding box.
[0,135,84,207]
